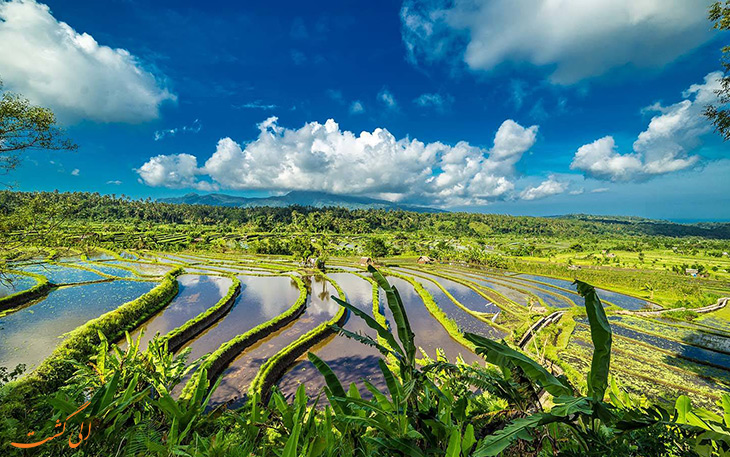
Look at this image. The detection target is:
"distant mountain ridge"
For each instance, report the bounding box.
[158,191,445,213]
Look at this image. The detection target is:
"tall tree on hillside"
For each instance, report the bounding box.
[706,2,730,140]
[0,83,78,266]
[0,81,77,180]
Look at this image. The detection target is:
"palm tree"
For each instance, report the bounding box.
[642,282,655,300]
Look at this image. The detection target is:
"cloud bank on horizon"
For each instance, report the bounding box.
[137,117,539,206]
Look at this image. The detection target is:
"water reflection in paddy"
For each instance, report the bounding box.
[17,263,105,284]
[0,280,156,374]
[182,275,302,362]
[86,253,116,261]
[124,275,232,350]
[210,276,337,408]
[78,262,137,278]
[577,319,730,370]
[383,276,480,364]
[104,260,173,276]
[0,274,37,298]
[441,268,532,307]
[446,267,572,308]
[392,268,503,339]
[516,274,655,311]
[277,273,385,401]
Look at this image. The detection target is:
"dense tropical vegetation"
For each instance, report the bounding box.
[0,264,728,456]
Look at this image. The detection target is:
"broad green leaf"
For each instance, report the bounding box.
[445,428,461,457]
[473,413,561,457]
[464,332,572,398]
[331,295,403,357]
[721,394,730,427]
[282,419,302,457]
[378,359,402,403]
[462,424,476,454]
[331,325,398,359]
[575,280,612,402]
[369,266,415,363]
[675,395,691,424]
[308,352,347,399]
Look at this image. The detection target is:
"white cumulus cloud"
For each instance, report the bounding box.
[135,154,217,191]
[0,0,175,122]
[520,176,568,200]
[401,0,713,84]
[136,117,539,206]
[570,72,723,181]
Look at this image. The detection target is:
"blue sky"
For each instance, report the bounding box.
[1,0,728,220]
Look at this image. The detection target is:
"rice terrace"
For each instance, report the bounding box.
[1,196,730,455]
[2,0,730,455]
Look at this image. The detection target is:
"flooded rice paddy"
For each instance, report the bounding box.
[124,274,232,350]
[0,274,38,298]
[16,263,105,284]
[2,252,727,410]
[0,280,156,373]
[277,273,385,400]
[210,275,337,408]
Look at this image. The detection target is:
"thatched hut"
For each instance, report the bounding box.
[417,255,434,264]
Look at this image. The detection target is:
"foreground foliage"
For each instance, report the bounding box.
[1,268,729,456]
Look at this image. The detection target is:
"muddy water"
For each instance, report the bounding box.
[123,275,232,350]
[209,276,338,408]
[17,263,105,285]
[0,280,156,374]
[384,276,480,364]
[277,273,385,400]
[392,268,504,339]
[181,275,303,362]
[0,274,37,298]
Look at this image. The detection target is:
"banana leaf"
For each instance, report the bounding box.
[575,280,612,402]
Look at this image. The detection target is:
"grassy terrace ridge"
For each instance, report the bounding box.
[439,264,555,308]
[439,263,607,308]
[180,274,307,400]
[0,269,53,312]
[0,268,182,403]
[567,331,725,408]
[390,265,512,335]
[163,274,242,353]
[249,273,348,402]
[441,264,576,308]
